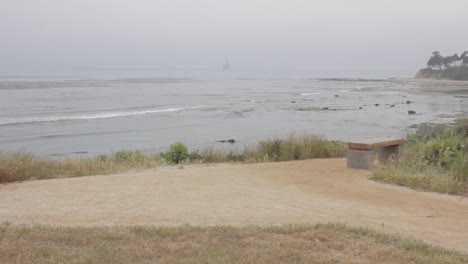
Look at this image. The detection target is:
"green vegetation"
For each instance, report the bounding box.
[0,222,466,264]
[0,134,347,183]
[189,134,347,164]
[162,142,189,164]
[416,51,468,80]
[372,118,468,196]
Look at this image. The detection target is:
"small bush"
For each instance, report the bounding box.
[163,142,188,164]
[422,136,465,168]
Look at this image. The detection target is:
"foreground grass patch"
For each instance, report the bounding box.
[0,134,347,183]
[372,118,468,196]
[0,223,466,264]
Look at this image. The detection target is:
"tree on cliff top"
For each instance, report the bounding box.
[461,51,468,66]
[427,51,467,69]
[427,51,444,69]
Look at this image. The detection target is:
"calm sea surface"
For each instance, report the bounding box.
[0,70,466,157]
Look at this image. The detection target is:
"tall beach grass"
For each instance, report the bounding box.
[0,134,347,183]
[372,118,468,196]
[0,150,165,183]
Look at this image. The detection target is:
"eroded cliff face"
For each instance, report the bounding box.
[415,68,443,79]
[415,66,468,80]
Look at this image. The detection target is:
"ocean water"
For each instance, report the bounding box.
[0,71,466,157]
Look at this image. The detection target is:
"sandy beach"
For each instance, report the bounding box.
[1,158,467,253]
[398,78,468,96]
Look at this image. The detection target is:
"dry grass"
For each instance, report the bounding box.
[0,151,166,183]
[0,223,466,264]
[246,134,347,162]
[0,134,346,183]
[372,157,468,196]
[189,134,347,163]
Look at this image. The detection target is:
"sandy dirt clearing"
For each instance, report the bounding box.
[1,158,467,252]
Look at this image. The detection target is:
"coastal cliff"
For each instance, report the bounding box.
[415,66,468,80]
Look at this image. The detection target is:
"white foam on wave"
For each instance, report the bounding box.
[0,106,205,126]
[339,90,351,93]
[300,92,321,96]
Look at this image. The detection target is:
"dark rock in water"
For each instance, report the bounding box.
[72,151,89,154]
[218,139,236,144]
[408,110,416,115]
[295,107,322,111]
[375,104,379,106]
[322,107,329,110]
[406,100,412,104]
[334,95,339,97]
[409,124,418,128]
[291,101,296,103]
[359,107,362,109]
[390,104,395,107]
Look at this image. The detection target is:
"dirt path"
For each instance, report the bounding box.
[1,159,467,252]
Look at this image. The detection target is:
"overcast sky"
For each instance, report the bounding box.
[1,0,467,75]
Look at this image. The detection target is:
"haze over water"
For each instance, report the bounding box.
[1,69,466,157]
[2,0,468,156]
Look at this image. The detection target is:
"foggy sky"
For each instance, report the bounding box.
[1,0,468,75]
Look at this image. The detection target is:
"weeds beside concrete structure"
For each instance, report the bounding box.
[347,138,405,169]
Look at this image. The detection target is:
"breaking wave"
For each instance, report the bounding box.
[0,106,205,126]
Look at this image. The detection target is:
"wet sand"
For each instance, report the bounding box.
[1,159,467,253]
[398,78,468,96]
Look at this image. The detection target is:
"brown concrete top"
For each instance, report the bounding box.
[349,137,405,150]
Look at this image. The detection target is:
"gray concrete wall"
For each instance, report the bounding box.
[347,149,374,169]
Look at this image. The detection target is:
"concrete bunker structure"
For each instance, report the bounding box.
[347,138,405,170]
